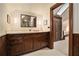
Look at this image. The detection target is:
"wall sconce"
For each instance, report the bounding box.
[44,20,47,25]
[7,14,10,24]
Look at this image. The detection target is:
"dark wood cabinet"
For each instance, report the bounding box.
[23,35,33,53]
[33,33,48,50]
[7,32,49,56]
[7,35,24,55]
[7,34,33,55]
[0,36,6,56]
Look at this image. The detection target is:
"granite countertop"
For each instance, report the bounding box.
[0,33,6,37]
[0,31,50,37]
[7,30,50,34]
[0,30,50,36]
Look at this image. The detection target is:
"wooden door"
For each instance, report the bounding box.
[54,16,62,41]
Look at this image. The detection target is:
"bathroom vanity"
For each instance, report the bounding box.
[0,10,51,56]
[6,32,50,56]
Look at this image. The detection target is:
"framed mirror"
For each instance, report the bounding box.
[21,14,36,27]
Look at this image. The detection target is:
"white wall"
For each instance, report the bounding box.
[5,3,33,33]
[29,3,53,32]
[73,4,79,33]
[4,3,53,34]
[62,8,69,35]
[0,4,6,36]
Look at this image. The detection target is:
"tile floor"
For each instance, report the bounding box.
[22,37,68,56]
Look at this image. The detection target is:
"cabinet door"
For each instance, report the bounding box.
[23,35,33,52]
[9,43,24,55]
[7,35,24,55]
[8,34,33,55]
[0,36,6,56]
[33,38,40,50]
[33,33,48,50]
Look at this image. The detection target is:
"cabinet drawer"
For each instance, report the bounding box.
[7,34,23,40]
[7,35,24,45]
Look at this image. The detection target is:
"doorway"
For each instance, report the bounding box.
[49,3,73,56]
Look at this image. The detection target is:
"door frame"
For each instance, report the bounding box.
[49,3,73,56]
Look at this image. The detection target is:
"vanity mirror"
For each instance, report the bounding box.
[21,14,36,27]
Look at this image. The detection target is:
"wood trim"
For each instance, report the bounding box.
[54,15,62,19]
[50,3,63,10]
[48,9,53,49]
[69,3,73,56]
[49,3,63,49]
